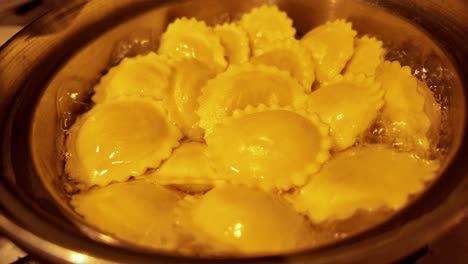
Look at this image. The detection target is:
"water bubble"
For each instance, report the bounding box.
[56,78,92,131]
[110,29,156,65]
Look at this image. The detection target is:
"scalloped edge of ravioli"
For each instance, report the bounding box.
[239,5,296,56]
[197,63,307,136]
[144,142,215,193]
[375,61,431,151]
[307,74,384,151]
[65,98,182,188]
[301,19,357,82]
[164,58,216,141]
[345,36,385,76]
[250,39,315,92]
[286,144,439,222]
[71,180,183,250]
[92,52,171,104]
[214,23,250,65]
[174,185,311,254]
[206,104,331,191]
[158,17,227,72]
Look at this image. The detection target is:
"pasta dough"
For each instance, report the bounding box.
[250,39,315,92]
[307,74,384,150]
[239,5,296,56]
[206,106,331,191]
[301,20,356,82]
[375,61,432,151]
[72,180,183,249]
[175,185,312,253]
[214,23,250,64]
[145,142,215,193]
[197,63,307,136]
[287,145,439,222]
[92,53,171,103]
[345,36,385,76]
[66,98,182,187]
[164,59,216,141]
[159,17,227,72]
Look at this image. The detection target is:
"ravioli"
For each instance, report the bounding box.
[287,144,439,222]
[206,106,331,191]
[92,53,171,103]
[65,4,445,255]
[164,59,216,141]
[214,23,250,64]
[345,36,385,76]
[175,185,312,253]
[158,17,227,72]
[301,20,357,82]
[197,63,307,136]
[66,98,182,188]
[250,39,315,92]
[239,5,296,56]
[307,74,384,150]
[145,142,215,193]
[71,180,183,249]
[375,61,432,151]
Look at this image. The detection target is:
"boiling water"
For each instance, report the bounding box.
[54,17,453,256]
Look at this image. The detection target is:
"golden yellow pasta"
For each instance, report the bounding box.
[239,5,296,56]
[158,17,227,72]
[307,74,384,150]
[214,23,250,64]
[197,63,307,136]
[145,142,215,193]
[72,180,183,250]
[164,59,216,141]
[65,3,444,255]
[206,105,331,191]
[250,39,315,92]
[175,185,312,254]
[345,36,385,76]
[92,53,171,103]
[301,19,357,82]
[65,98,182,187]
[375,61,433,151]
[286,144,439,222]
